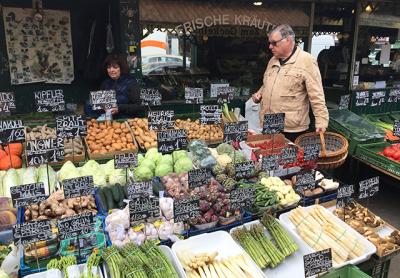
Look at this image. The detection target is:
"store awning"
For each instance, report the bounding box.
[139,0,310,28]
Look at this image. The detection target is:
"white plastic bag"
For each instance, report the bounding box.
[245,98,262,133]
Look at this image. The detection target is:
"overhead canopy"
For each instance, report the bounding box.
[139,0,310,28]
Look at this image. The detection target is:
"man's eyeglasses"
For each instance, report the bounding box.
[268,37,287,46]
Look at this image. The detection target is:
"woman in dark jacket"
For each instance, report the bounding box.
[100,53,145,118]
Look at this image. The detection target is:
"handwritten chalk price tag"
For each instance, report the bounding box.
[148,110,174,130]
[303,144,320,161]
[393,120,400,137]
[185,87,203,104]
[129,196,160,225]
[57,213,95,240]
[90,90,117,110]
[26,138,65,166]
[13,220,52,245]
[261,154,280,171]
[234,161,256,179]
[0,120,25,144]
[188,169,211,189]
[303,249,332,277]
[114,153,138,169]
[11,182,47,207]
[217,87,235,104]
[56,115,87,139]
[230,187,256,210]
[200,105,222,125]
[34,89,65,112]
[0,92,16,115]
[262,113,285,134]
[157,129,188,153]
[295,171,316,192]
[358,176,379,200]
[173,197,201,223]
[223,121,248,143]
[338,94,350,110]
[140,88,162,106]
[127,181,153,197]
[63,176,94,199]
[336,184,354,208]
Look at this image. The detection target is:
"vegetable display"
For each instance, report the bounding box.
[259,177,300,207]
[0,143,23,170]
[379,143,400,162]
[288,205,367,265]
[127,118,158,150]
[86,120,137,155]
[175,119,223,142]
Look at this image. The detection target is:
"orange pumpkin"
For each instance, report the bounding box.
[4,143,23,157]
[0,155,22,170]
[0,150,6,160]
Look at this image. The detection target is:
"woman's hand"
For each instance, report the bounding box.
[106,107,119,115]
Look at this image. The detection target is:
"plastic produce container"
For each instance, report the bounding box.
[321,265,372,278]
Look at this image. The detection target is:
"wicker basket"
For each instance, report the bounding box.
[295,132,349,169]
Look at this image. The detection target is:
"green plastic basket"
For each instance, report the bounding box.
[321,265,372,278]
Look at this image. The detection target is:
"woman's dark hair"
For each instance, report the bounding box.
[104,53,129,75]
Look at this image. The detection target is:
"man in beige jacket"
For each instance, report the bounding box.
[252,24,329,142]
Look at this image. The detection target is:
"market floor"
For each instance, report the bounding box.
[358,180,400,278]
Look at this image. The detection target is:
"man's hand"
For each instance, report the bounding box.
[316,127,326,133]
[107,107,119,115]
[252,92,262,103]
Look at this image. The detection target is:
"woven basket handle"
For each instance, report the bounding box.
[319,131,327,158]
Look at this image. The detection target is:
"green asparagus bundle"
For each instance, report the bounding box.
[121,257,148,278]
[87,252,101,278]
[250,224,285,268]
[261,214,298,257]
[231,227,271,268]
[120,242,148,265]
[102,246,125,278]
[140,241,179,278]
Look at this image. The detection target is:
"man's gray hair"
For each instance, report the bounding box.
[270,24,296,41]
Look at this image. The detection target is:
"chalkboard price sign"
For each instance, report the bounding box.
[336,184,355,208]
[388,89,400,103]
[129,196,160,225]
[262,113,285,134]
[358,176,379,200]
[261,154,280,171]
[185,87,203,104]
[157,129,188,153]
[217,87,235,104]
[295,171,316,192]
[148,110,175,130]
[235,161,256,179]
[355,91,369,107]
[114,153,138,169]
[188,169,211,189]
[371,91,386,107]
[338,94,350,110]
[0,120,25,144]
[393,120,400,137]
[13,220,52,246]
[230,187,256,210]
[63,176,94,199]
[90,90,117,110]
[57,213,95,240]
[127,181,153,197]
[200,105,222,125]
[0,92,16,115]
[173,196,201,223]
[34,89,65,112]
[11,182,47,207]
[280,146,298,165]
[223,121,248,143]
[140,88,162,106]
[26,137,65,166]
[56,115,87,139]
[303,144,320,161]
[303,249,332,277]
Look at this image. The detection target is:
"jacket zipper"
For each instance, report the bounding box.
[268,66,281,112]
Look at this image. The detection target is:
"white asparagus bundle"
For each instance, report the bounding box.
[288,205,366,265]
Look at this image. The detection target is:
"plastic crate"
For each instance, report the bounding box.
[358,257,392,278]
[321,265,372,278]
[350,89,389,115]
[355,142,400,177]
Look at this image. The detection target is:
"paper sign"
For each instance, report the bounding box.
[210,83,229,98]
[140,88,162,106]
[185,87,203,104]
[90,90,117,110]
[200,105,222,125]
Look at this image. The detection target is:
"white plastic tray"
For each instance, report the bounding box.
[279,205,377,269]
[230,220,315,278]
[171,230,267,278]
[24,263,103,278]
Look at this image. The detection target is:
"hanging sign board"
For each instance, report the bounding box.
[262,113,285,134]
[11,182,47,207]
[148,110,174,130]
[127,181,153,197]
[114,153,138,169]
[129,196,160,224]
[13,220,52,245]
[388,89,400,103]
[90,90,117,110]
[0,120,25,144]
[303,249,332,277]
[217,87,235,104]
[185,87,203,104]
[34,89,65,112]
[157,129,188,153]
[188,169,211,189]
[210,83,229,98]
[370,91,386,107]
[173,196,201,223]
[140,88,162,106]
[0,92,16,115]
[336,184,354,208]
[55,115,87,139]
[355,91,369,107]
[63,176,94,199]
[26,138,65,166]
[223,121,248,143]
[230,187,256,210]
[200,105,222,125]
[358,176,379,199]
[57,213,95,240]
